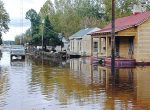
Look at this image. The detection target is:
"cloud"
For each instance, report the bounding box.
[2,0,47,41]
[2,26,29,41]
[9,18,30,27]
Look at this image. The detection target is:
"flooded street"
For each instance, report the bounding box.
[0,51,150,110]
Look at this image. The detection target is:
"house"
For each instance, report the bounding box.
[69,28,100,56]
[62,37,69,51]
[91,11,150,65]
[55,36,69,52]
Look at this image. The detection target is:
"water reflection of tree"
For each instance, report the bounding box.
[29,64,55,98]
[0,50,2,60]
[31,55,62,67]
[30,60,102,105]
[29,57,150,109]
[0,70,9,109]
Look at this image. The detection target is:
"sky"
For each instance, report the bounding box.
[2,0,47,41]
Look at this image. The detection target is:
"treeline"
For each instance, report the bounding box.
[0,0,10,44]
[40,0,149,37]
[15,0,150,46]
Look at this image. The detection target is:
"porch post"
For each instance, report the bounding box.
[91,36,93,56]
[106,37,108,57]
[111,0,115,74]
[98,37,101,57]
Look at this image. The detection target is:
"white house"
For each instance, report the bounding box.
[69,28,100,56]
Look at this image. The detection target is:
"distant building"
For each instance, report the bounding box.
[55,37,69,52]
[62,37,69,51]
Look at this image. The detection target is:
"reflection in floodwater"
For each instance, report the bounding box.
[0,52,150,110]
[70,58,150,110]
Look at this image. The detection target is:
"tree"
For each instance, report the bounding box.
[40,0,104,37]
[0,0,10,44]
[15,34,25,45]
[43,16,63,50]
[24,28,32,43]
[25,9,41,37]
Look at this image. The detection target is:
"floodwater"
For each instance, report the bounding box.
[0,51,150,110]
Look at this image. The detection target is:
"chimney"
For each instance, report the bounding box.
[132,4,142,15]
[132,0,147,15]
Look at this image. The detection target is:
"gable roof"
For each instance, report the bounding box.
[62,37,69,43]
[92,11,150,35]
[69,28,100,40]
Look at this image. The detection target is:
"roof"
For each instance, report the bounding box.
[62,37,69,43]
[69,28,100,40]
[92,11,150,35]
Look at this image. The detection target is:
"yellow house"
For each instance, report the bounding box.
[91,11,150,64]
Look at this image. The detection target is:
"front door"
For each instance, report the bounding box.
[115,37,120,57]
[128,37,134,58]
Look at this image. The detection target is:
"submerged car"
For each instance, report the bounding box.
[10,45,25,60]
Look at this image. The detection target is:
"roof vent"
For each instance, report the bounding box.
[132,0,147,15]
[133,4,142,15]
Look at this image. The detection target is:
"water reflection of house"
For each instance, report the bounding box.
[30,58,150,109]
[91,11,150,64]
[100,66,150,110]
[70,58,101,85]
[134,67,150,110]
[70,58,150,109]
[69,28,100,56]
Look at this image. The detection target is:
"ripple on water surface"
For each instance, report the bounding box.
[0,52,150,110]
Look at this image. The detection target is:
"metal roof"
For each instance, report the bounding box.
[69,28,100,39]
[91,11,150,35]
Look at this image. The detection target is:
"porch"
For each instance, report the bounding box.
[92,33,136,67]
[104,57,136,68]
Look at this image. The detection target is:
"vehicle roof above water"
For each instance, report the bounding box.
[11,45,24,49]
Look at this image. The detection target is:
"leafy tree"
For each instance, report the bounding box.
[25,9,41,37]
[24,28,32,43]
[22,0,150,46]
[39,0,55,20]
[15,35,21,45]
[40,0,104,37]
[0,0,10,44]
[15,34,24,45]
[43,16,63,50]
[30,33,41,46]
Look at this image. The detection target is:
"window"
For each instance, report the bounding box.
[94,42,98,48]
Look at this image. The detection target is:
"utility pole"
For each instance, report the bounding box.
[111,0,115,75]
[42,20,44,50]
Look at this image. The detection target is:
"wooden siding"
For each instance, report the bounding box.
[134,67,150,101]
[136,19,150,62]
[119,37,130,58]
[82,35,92,56]
[117,27,137,36]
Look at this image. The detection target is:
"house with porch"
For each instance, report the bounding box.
[91,11,150,66]
[69,28,100,56]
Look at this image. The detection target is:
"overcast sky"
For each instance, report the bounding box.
[2,0,47,41]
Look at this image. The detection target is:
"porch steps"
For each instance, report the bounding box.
[91,55,99,64]
[104,57,136,68]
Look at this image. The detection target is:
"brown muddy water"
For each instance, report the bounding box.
[0,51,150,110]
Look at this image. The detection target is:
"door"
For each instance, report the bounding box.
[115,37,120,57]
[128,37,134,58]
